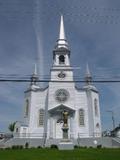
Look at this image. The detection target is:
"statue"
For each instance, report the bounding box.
[62,110,68,128]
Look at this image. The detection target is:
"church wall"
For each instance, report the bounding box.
[86,90,94,137]
[74,90,89,138]
[23,92,31,126]
[86,89,101,137]
[50,69,74,81]
[26,89,48,137]
[48,82,75,111]
[91,91,101,137]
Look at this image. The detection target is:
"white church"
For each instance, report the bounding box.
[15,16,101,140]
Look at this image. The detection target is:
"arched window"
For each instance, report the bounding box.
[25,99,29,116]
[59,55,65,64]
[94,99,98,116]
[16,128,19,133]
[38,109,44,126]
[96,123,100,128]
[79,109,85,126]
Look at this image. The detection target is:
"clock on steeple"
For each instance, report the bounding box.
[58,71,66,78]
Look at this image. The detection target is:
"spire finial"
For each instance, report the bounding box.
[31,63,38,85]
[59,15,66,40]
[85,63,92,85]
[33,63,37,75]
[55,15,69,49]
[86,63,91,77]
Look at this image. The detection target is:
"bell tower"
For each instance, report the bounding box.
[51,15,73,81]
[53,15,70,67]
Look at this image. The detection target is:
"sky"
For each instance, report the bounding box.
[0,0,120,132]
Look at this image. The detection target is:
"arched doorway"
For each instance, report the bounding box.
[48,105,75,139]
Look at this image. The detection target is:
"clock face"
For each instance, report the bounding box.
[58,72,66,78]
[55,89,69,103]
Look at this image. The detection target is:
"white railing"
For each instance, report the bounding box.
[14,133,46,138]
[14,132,101,139]
[78,132,101,138]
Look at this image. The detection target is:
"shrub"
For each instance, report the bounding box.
[89,146,93,148]
[25,142,29,149]
[30,147,36,149]
[74,145,89,149]
[79,146,84,149]
[37,146,42,149]
[12,145,16,149]
[5,147,11,150]
[81,146,87,149]
[12,145,18,149]
[45,147,50,149]
[74,145,79,149]
[19,145,23,149]
[50,144,58,149]
[97,145,102,149]
[11,145,23,149]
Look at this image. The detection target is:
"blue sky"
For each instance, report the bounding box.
[0,0,120,132]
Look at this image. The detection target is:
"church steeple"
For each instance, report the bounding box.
[33,63,37,75]
[31,64,39,85]
[55,15,69,49]
[85,64,92,85]
[53,15,70,67]
[84,64,98,91]
[59,15,66,40]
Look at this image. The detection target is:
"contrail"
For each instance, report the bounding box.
[33,0,44,88]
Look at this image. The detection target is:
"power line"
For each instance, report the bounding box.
[0,79,120,83]
[1,75,120,80]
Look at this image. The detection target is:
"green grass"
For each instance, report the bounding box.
[0,148,120,160]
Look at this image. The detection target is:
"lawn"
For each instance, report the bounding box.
[0,148,120,160]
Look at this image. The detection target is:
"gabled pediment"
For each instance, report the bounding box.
[48,104,75,114]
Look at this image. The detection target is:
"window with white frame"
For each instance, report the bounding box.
[79,109,85,126]
[94,98,98,116]
[96,123,100,128]
[25,99,29,116]
[38,109,44,126]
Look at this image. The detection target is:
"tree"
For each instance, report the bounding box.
[8,122,16,133]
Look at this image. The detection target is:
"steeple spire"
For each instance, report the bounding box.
[53,15,71,67]
[84,64,98,91]
[33,63,37,75]
[59,15,66,40]
[85,64,92,85]
[31,64,38,85]
[86,63,91,77]
[55,15,69,49]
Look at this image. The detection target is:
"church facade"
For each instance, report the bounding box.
[15,16,101,140]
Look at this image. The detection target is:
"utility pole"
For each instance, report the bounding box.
[107,110,115,130]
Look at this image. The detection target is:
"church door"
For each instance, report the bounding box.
[55,120,63,139]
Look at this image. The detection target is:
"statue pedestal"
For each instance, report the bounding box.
[58,141,74,150]
[62,127,69,139]
[58,127,74,150]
